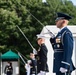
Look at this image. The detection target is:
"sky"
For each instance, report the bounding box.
[42,0,76,5]
[71,0,76,5]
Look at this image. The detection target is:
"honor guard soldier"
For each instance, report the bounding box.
[4,62,13,75]
[25,53,37,75]
[50,12,75,75]
[36,34,49,75]
[30,53,37,75]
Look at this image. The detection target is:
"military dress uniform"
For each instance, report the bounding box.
[30,58,37,75]
[4,65,13,75]
[50,27,75,75]
[37,43,49,75]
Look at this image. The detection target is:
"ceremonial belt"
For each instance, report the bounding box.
[54,49,63,52]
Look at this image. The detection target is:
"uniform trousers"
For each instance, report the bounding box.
[56,72,71,75]
[7,72,12,75]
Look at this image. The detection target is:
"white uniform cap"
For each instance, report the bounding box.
[36,34,45,39]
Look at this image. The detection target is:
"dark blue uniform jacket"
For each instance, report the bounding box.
[37,44,49,73]
[30,59,37,74]
[50,27,75,73]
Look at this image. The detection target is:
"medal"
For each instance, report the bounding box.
[56,38,60,43]
[57,44,60,48]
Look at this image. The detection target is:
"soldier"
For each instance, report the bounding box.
[4,62,13,75]
[30,53,37,75]
[25,53,37,75]
[36,35,49,75]
[50,12,75,75]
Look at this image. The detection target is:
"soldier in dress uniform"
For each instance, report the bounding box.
[50,12,75,75]
[4,62,13,75]
[30,53,37,75]
[36,34,49,75]
[25,53,37,75]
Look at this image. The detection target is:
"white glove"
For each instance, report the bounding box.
[33,48,37,55]
[40,71,46,75]
[37,71,46,75]
[25,64,30,70]
[27,60,31,64]
[60,67,67,73]
[25,64,30,75]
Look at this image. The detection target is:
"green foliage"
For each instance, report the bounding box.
[0,0,76,74]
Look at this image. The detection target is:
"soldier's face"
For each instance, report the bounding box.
[30,53,35,59]
[37,39,42,45]
[56,19,64,28]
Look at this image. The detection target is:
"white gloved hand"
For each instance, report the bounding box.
[40,71,45,73]
[37,71,46,75]
[60,67,67,73]
[33,48,37,55]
